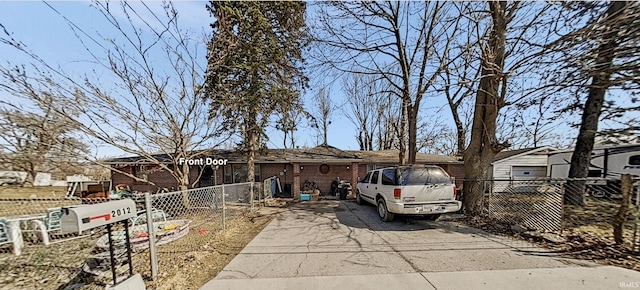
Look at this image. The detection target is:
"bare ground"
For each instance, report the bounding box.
[463,205,640,273]
[148,210,275,290]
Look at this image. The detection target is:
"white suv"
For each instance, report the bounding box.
[356,165,461,222]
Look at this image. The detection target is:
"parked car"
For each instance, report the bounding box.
[355,165,461,222]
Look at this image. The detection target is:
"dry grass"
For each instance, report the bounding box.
[0,210,276,290]
[0,186,281,290]
[468,194,640,273]
[0,186,68,199]
[563,197,638,245]
[151,211,274,290]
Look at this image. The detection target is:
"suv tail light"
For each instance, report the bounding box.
[394,188,401,199]
[453,186,458,199]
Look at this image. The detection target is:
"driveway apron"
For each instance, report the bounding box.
[201,200,640,290]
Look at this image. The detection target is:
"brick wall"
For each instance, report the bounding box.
[350,162,359,192]
[259,163,293,183]
[113,161,466,196]
[358,164,368,179]
[298,163,353,195]
[293,162,300,200]
[111,165,180,192]
[112,164,211,192]
[442,164,465,189]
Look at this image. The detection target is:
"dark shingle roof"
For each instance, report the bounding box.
[347,150,461,164]
[104,145,460,165]
[104,145,361,164]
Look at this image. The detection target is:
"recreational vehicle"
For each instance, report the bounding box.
[548,144,640,197]
[548,144,640,179]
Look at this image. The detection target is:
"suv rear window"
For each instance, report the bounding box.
[398,167,452,185]
[381,169,396,185]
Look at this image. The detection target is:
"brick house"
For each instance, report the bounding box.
[106,145,464,198]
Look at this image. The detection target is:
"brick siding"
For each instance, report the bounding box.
[112,161,466,195]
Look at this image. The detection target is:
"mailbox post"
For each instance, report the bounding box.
[61,199,145,289]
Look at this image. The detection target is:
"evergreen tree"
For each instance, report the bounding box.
[205,1,308,200]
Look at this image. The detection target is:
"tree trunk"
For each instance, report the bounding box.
[407,105,418,164]
[247,116,257,206]
[398,97,409,165]
[566,1,627,206]
[453,111,466,156]
[22,163,36,187]
[613,174,632,245]
[462,1,509,216]
[323,118,328,146]
[178,161,191,215]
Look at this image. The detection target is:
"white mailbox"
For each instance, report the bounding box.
[60,199,137,233]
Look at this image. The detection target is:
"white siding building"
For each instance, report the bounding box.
[490,146,558,180]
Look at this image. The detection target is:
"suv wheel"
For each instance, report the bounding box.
[355,190,363,205]
[377,199,394,222]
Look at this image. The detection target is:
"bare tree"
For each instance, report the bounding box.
[312,1,458,164]
[376,92,401,151]
[415,118,457,156]
[0,98,88,186]
[463,1,514,215]
[460,1,568,215]
[0,2,229,191]
[311,87,334,146]
[275,100,309,149]
[436,2,482,156]
[498,98,572,149]
[342,73,398,151]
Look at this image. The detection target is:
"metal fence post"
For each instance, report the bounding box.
[481,180,493,218]
[250,182,254,212]
[145,192,158,281]
[222,185,226,230]
[633,181,640,253]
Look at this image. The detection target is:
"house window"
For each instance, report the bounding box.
[630,155,640,165]
[224,164,261,183]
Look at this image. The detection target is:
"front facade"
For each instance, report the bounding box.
[107,145,464,198]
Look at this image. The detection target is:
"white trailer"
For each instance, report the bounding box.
[548,144,640,197]
[548,144,640,179]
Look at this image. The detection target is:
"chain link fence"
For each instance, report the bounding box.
[483,179,564,231]
[0,182,262,289]
[0,196,111,289]
[139,182,263,284]
[470,177,640,252]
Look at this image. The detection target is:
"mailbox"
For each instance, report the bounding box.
[60,199,137,233]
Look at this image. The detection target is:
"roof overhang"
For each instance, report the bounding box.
[287,159,363,164]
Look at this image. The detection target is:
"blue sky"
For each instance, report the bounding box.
[2,1,634,158]
[0,1,370,157]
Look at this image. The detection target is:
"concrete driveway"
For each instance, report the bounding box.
[201,200,640,290]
